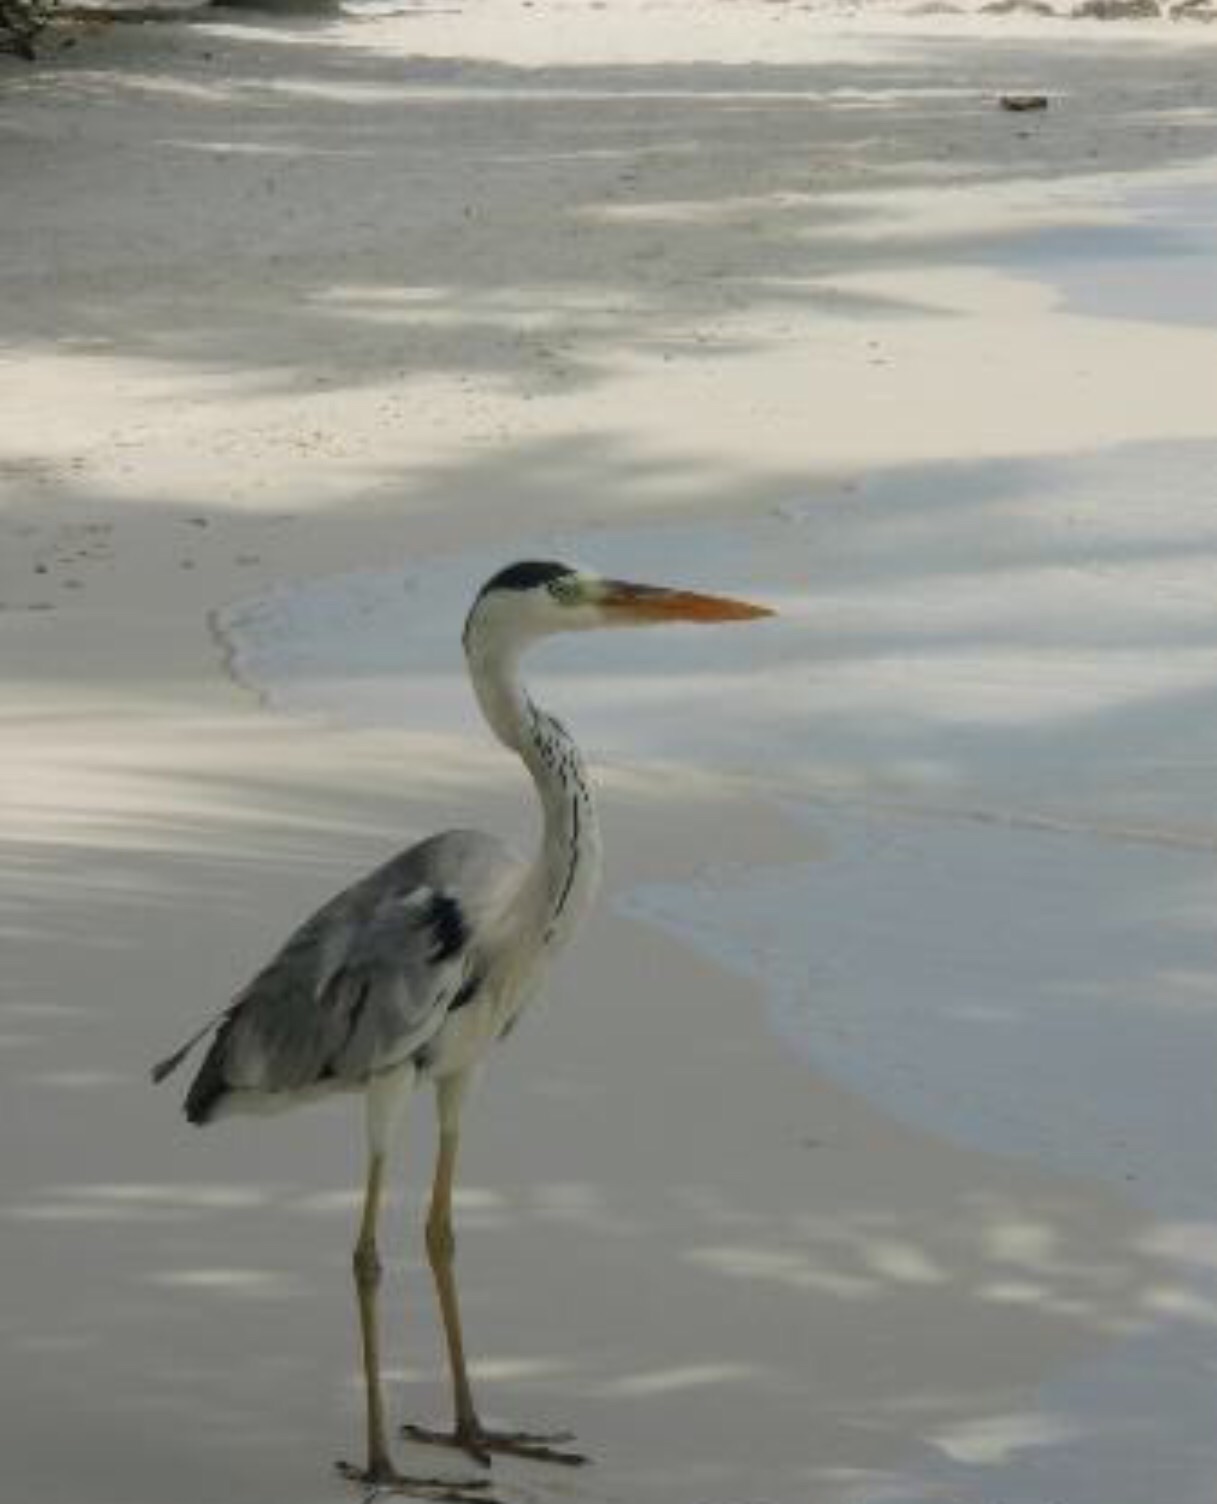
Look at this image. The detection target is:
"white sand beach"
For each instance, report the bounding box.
[4,4,1217,1502]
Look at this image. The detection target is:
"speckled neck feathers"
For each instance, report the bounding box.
[464,622,602,956]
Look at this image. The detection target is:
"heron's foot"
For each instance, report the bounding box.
[335,1456,497,1503]
[403,1421,589,1468]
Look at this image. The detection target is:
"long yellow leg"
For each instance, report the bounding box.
[426,1125,479,1434]
[353,1151,393,1476]
[402,1079,587,1469]
[338,1143,493,1499]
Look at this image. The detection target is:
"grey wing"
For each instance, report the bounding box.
[155,830,520,1124]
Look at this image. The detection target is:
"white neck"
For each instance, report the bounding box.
[465,622,602,953]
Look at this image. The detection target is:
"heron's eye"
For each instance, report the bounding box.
[547,576,581,605]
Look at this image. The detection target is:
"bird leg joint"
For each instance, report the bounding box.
[426,1212,455,1269]
[353,1238,382,1287]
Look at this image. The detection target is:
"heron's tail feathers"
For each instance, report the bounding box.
[182,1048,230,1125]
[150,1011,227,1086]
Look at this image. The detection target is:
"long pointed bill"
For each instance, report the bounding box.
[598,580,775,624]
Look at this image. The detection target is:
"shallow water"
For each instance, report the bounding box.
[220,433,1217,838]
[991,175,1217,331]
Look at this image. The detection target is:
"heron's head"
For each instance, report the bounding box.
[465,559,773,653]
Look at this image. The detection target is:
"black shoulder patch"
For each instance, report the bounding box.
[426,892,467,964]
[477,560,575,598]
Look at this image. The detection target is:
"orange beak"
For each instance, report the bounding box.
[599,580,775,624]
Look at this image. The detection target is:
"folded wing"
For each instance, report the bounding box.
[154,831,517,1124]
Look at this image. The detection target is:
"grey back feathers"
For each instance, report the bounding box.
[157,831,520,1124]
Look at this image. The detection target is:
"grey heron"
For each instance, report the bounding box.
[153,560,772,1498]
